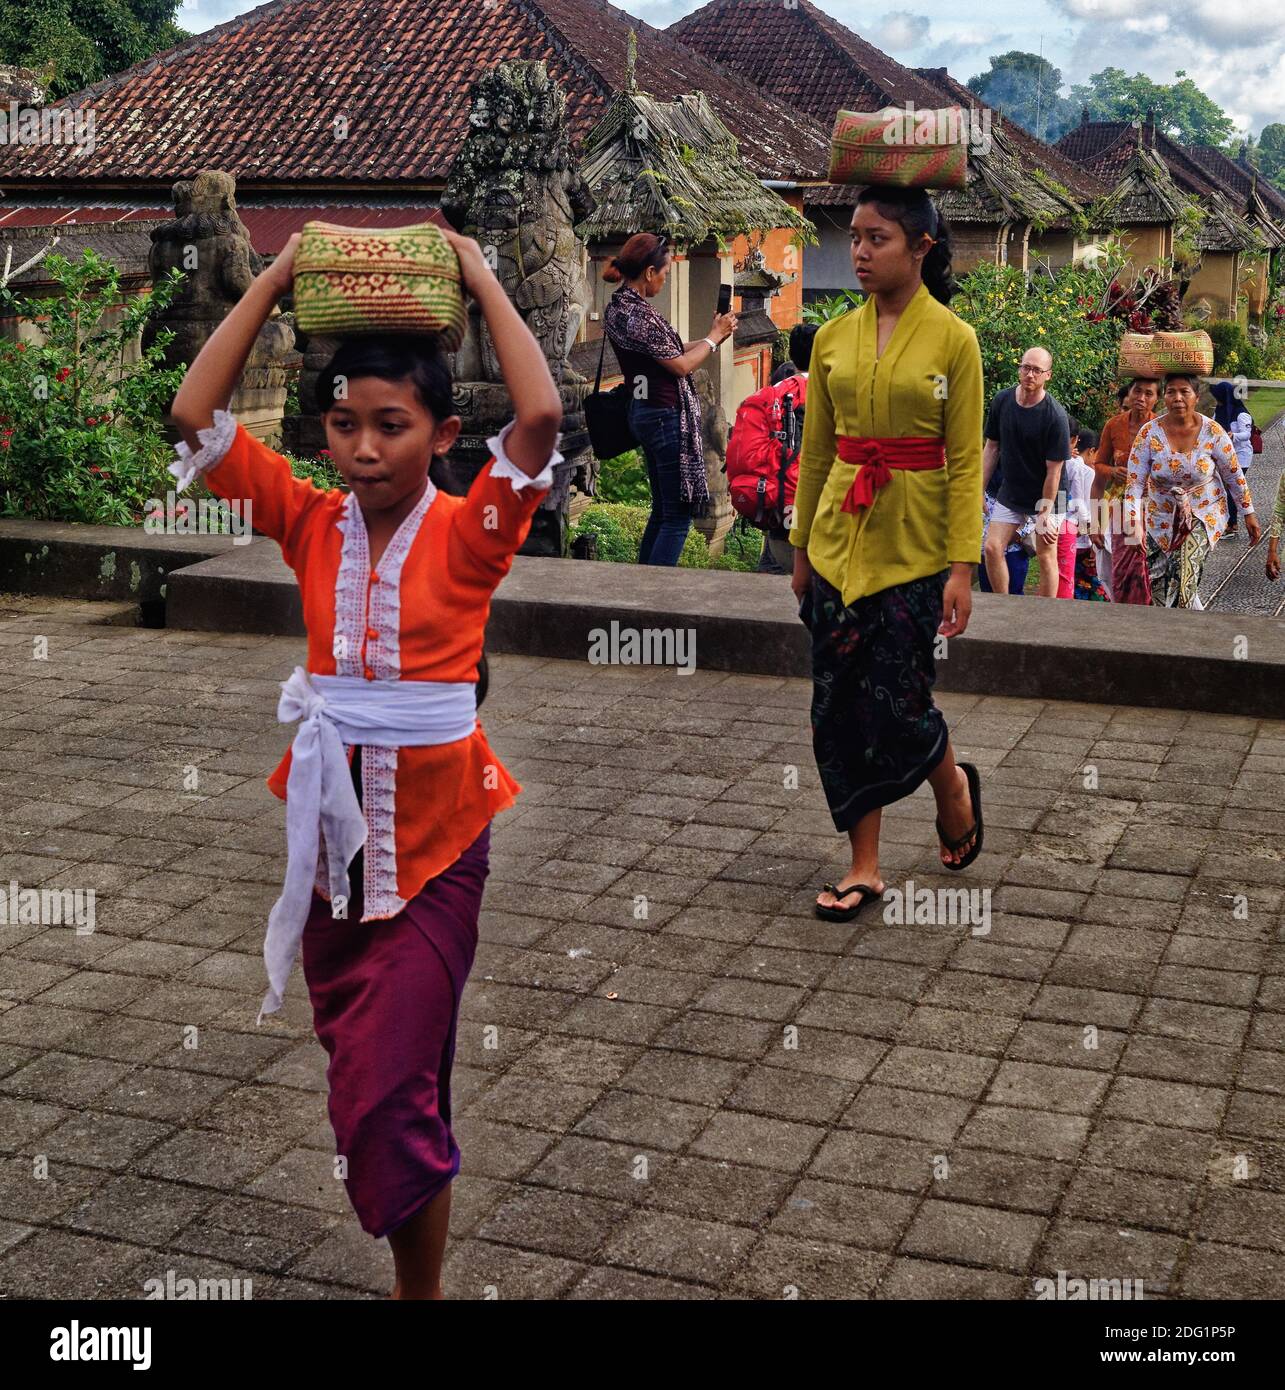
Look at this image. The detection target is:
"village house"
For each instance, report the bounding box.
[1056,114,1270,322]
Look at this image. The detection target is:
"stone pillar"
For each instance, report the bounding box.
[686,243,734,554]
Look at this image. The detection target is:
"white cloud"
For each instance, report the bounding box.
[873,11,934,52]
[1055,0,1285,47]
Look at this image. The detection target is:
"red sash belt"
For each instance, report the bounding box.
[837,436,946,513]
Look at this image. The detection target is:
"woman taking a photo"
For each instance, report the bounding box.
[603,233,737,565]
[790,186,985,921]
[1126,372,1259,608]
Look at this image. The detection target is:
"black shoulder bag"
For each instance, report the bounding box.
[584,329,636,460]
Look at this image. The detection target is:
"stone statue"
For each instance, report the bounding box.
[437,61,595,557]
[693,367,729,500]
[143,171,295,442]
[441,61,594,385]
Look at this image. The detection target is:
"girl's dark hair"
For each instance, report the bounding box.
[314,334,455,420]
[855,186,958,303]
[603,233,670,284]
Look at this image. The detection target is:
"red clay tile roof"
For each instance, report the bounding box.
[1059,120,1251,207]
[0,202,444,254]
[672,0,943,126]
[0,0,830,189]
[1059,120,1264,249]
[1183,144,1285,223]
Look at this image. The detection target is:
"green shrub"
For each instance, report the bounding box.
[953,263,1122,429]
[285,450,344,491]
[595,449,650,505]
[710,520,764,571]
[1206,319,1266,379]
[570,502,710,567]
[802,290,864,325]
[0,250,186,524]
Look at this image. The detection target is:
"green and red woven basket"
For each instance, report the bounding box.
[827,107,969,190]
[293,221,468,349]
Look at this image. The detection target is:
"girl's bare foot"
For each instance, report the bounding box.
[815,872,885,911]
[936,766,977,868]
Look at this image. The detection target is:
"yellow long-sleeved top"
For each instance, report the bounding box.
[788,282,985,605]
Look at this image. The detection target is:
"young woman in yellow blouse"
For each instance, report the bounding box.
[789,185,985,920]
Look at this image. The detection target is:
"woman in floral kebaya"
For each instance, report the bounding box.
[1125,373,1261,608]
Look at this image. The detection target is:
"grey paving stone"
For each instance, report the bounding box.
[931,1148,1073,1216]
[958,1105,1091,1162]
[600,1209,758,1286]
[1063,1165,1198,1234]
[901,1198,1045,1273]
[1036,1219,1182,1293]
[984,1060,1109,1115]
[877,1256,1026,1299]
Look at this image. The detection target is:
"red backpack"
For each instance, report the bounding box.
[725,373,806,530]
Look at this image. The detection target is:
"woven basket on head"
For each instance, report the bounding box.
[293,221,468,349]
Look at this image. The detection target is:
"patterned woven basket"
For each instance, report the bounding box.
[293,221,467,349]
[1152,330,1214,375]
[1119,333,1159,378]
[828,107,969,190]
[1118,330,1213,378]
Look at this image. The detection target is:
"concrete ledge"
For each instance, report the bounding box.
[160,538,1285,718]
[0,520,241,607]
[166,539,303,636]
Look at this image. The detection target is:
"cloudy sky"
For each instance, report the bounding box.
[175,0,1284,135]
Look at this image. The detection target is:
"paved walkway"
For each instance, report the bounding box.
[1203,409,1285,616]
[1,596,1283,1300]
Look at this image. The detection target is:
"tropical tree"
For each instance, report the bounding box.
[1068,68,1238,147]
[966,51,1078,143]
[0,0,187,100]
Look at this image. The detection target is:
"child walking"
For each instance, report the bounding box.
[168,229,564,1298]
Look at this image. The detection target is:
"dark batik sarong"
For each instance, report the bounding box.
[810,569,949,832]
[301,822,490,1239]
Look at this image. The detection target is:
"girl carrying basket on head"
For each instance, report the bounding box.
[168,228,564,1298]
[790,185,986,921]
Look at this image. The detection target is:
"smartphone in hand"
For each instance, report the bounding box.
[717,284,732,316]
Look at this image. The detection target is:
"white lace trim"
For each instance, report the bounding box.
[333,493,370,678]
[320,484,438,921]
[486,418,563,492]
[367,482,435,681]
[361,744,407,920]
[169,409,238,492]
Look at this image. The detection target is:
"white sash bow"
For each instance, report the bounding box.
[260,667,477,1022]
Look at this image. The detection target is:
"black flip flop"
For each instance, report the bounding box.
[937,760,983,872]
[814,880,881,923]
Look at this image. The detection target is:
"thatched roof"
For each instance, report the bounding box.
[1089,146,1189,228]
[577,84,815,244]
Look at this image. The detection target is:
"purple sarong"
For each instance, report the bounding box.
[301,823,490,1238]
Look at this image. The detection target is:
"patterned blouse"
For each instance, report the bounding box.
[1125,415,1254,553]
